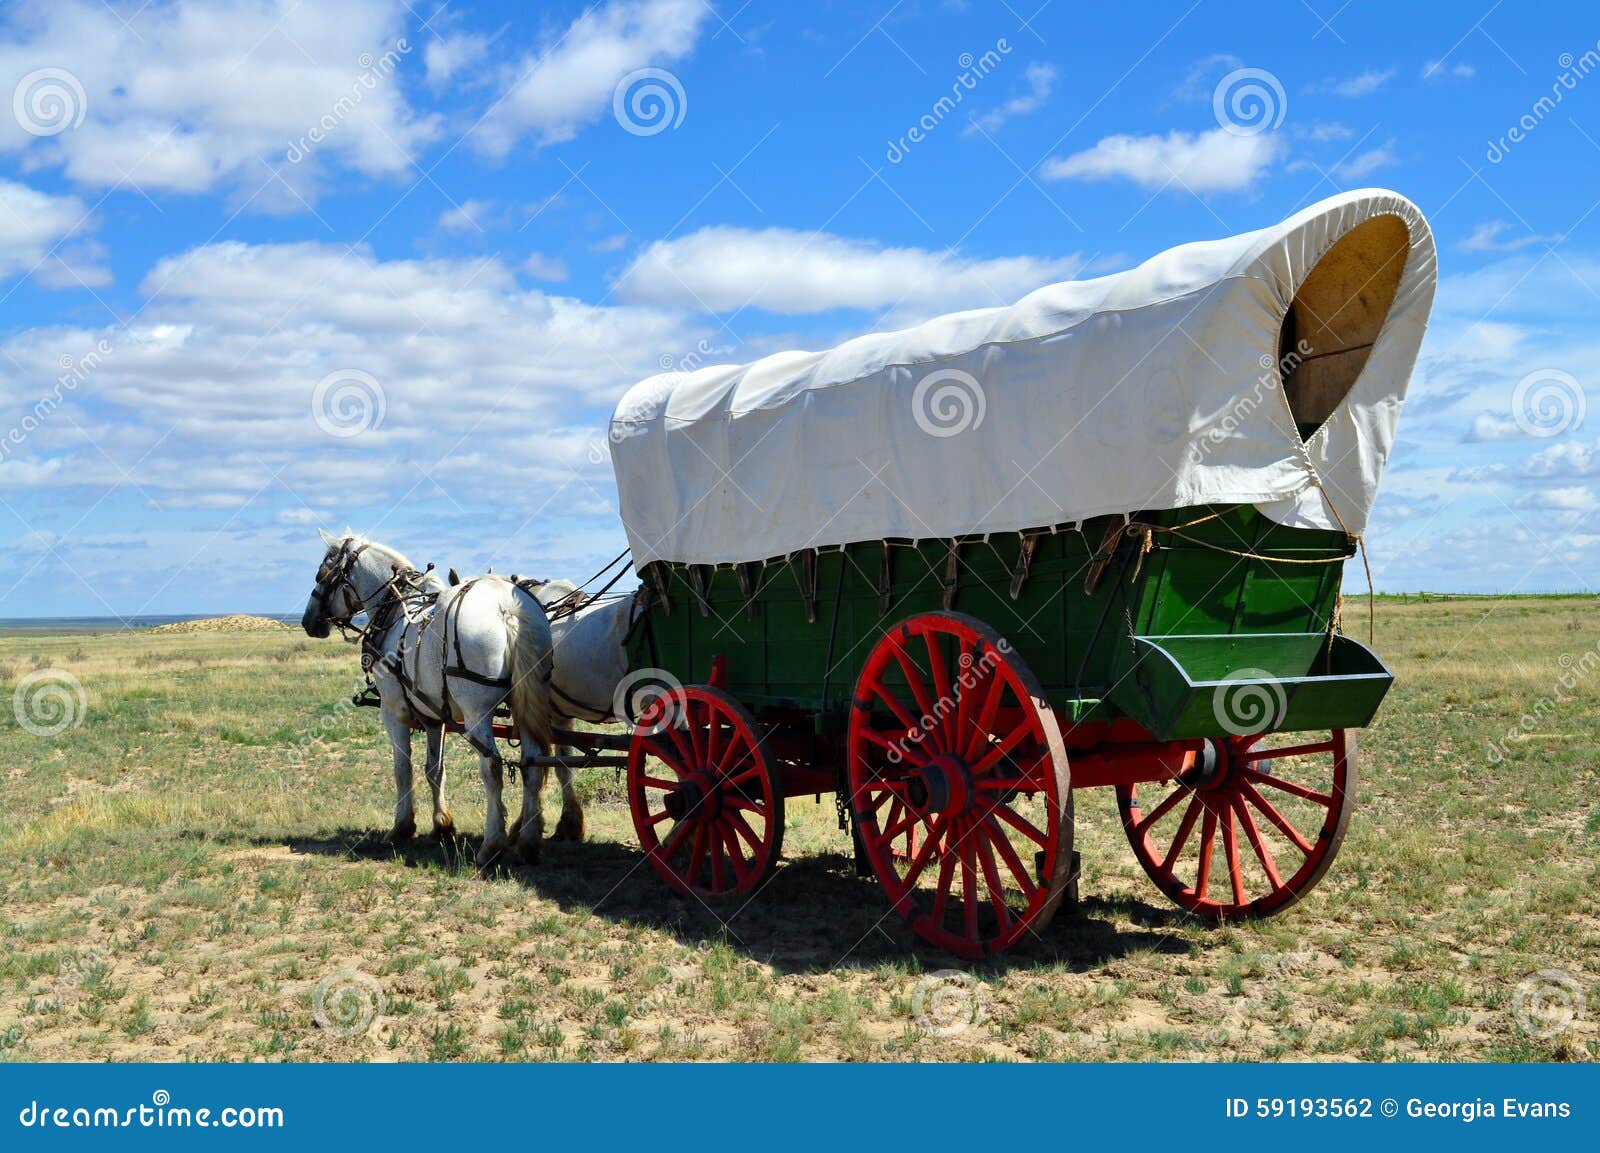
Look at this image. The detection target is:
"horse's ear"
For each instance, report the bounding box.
[318,527,337,547]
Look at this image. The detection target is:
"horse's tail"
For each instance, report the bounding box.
[505,589,555,755]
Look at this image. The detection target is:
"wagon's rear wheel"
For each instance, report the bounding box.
[1117,729,1355,919]
[848,611,1072,958]
[627,685,784,900]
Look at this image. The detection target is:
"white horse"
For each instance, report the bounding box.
[521,578,638,726]
[300,531,568,868]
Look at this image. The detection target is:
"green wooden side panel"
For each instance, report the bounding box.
[626,504,1389,737]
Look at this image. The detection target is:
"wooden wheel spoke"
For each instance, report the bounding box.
[686,823,709,883]
[923,632,954,739]
[658,818,694,863]
[644,737,692,778]
[663,718,697,772]
[709,826,726,891]
[727,808,763,853]
[870,680,923,737]
[685,698,705,764]
[639,775,678,791]
[1232,794,1282,890]
[962,661,1008,762]
[981,816,1039,902]
[969,721,1035,778]
[988,799,1048,846]
[1222,805,1246,906]
[705,713,724,773]
[1194,806,1218,898]
[858,725,933,767]
[715,731,750,776]
[896,814,948,897]
[891,647,941,751]
[1159,793,1204,874]
[719,823,752,886]
[1134,784,1187,835]
[975,835,1013,932]
[1243,768,1333,807]
[1240,781,1315,855]
[929,849,957,927]
[960,832,980,943]
[1241,739,1334,762]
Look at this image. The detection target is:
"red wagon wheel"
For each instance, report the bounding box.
[848,612,1073,958]
[627,685,784,900]
[1117,729,1356,919]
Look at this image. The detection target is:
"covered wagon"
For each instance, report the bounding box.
[606,188,1435,956]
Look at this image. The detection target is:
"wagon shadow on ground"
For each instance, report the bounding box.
[266,825,1191,976]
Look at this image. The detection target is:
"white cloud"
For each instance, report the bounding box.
[0,177,92,281]
[1041,128,1279,192]
[1422,60,1474,82]
[1302,122,1353,142]
[438,199,494,233]
[0,0,439,199]
[614,225,1085,315]
[1335,142,1396,180]
[474,0,707,154]
[0,240,702,521]
[966,62,1055,135]
[1311,69,1395,97]
[1515,485,1599,511]
[522,252,569,282]
[425,32,489,89]
[1520,438,1600,478]
[1460,221,1563,253]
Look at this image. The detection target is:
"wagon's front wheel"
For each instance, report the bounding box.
[627,685,784,900]
[848,612,1073,958]
[1117,730,1356,919]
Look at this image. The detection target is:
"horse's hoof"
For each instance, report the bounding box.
[475,841,508,870]
[431,814,455,840]
[551,812,585,842]
[387,819,416,846]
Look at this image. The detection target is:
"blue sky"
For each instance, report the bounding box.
[0,0,1596,618]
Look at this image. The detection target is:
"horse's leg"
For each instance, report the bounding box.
[462,706,510,870]
[423,725,453,838]
[550,753,585,842]
[512,750,548,864]
[382,710,417,845]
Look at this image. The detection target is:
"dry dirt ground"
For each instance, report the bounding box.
[1,596,1596,1062]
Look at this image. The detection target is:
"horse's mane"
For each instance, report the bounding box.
[332,531,444,594]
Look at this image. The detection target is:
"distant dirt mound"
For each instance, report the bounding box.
[149,615,292,635]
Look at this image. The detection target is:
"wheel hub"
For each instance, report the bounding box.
[905,753,973,817]
[1177,738,1228,790]
[663,772,720,822]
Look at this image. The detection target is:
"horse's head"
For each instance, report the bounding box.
[302,528,368,638]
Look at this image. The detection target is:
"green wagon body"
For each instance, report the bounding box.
[627,504,1389,743]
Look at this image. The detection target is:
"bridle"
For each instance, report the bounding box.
[309,540,407,643]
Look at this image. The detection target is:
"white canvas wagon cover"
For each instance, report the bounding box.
[609,189,1436,567]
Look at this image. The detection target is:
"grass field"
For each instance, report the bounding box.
[1,596,1596,1062]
